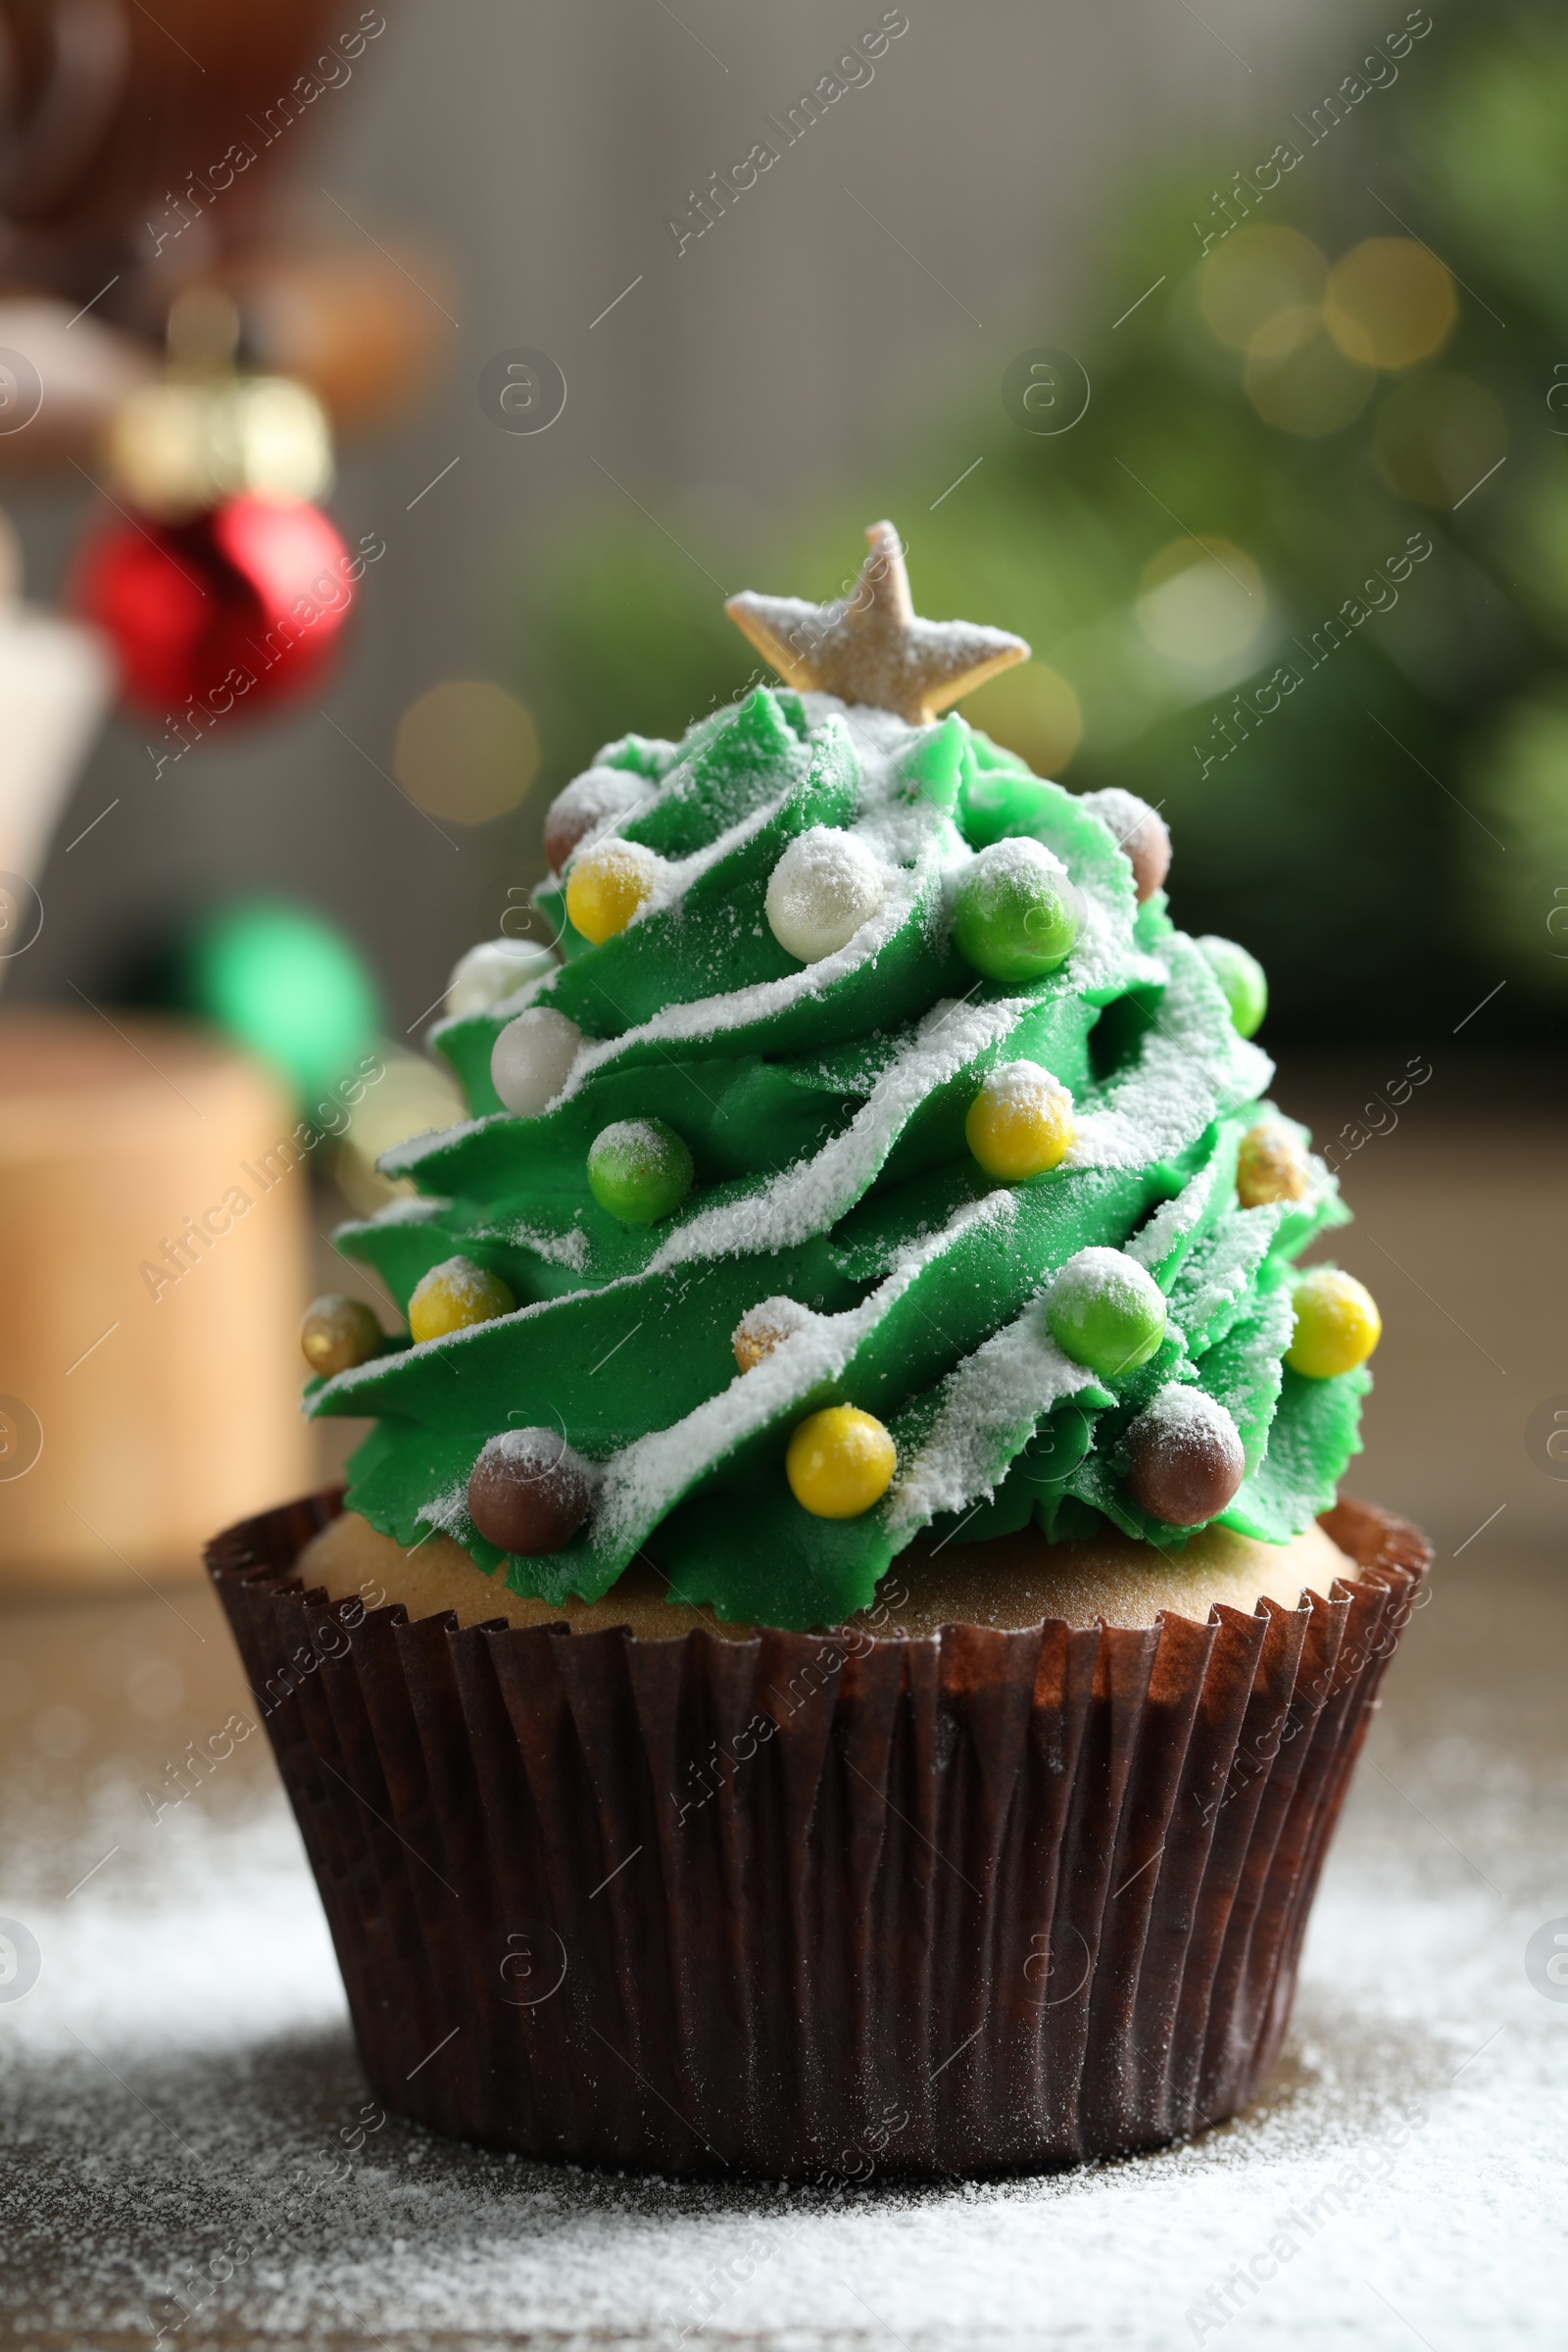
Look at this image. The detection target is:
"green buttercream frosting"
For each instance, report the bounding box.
[309,683,1362,1629]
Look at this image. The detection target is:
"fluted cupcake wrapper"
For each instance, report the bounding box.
[207,1493,1428,2179]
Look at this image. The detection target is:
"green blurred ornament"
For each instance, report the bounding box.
[182,900,379,1101]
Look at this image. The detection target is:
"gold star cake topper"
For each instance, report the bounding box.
[725,520,1029,725]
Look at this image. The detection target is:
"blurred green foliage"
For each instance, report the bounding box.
[516,4,1568,1040]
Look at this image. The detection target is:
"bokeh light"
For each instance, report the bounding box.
[1467,692,1568,982]
[1135,537,1265,666]
[334,1045,467,1214]
[394,680,541,823]
[1200,226,1327,356]
[1373,371,1508,506]
[961,660,1083,772]
[1324,238,1458,370]
[1245,330,1375,437]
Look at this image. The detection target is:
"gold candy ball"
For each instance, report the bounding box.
[301,1294,383,1377]
[732,1296,815,1373]
[1237,1121,1309,1207]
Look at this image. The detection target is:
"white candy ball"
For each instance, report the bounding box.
[445,938,557,1020]
[491,1007,582,1115]
[765,827,885,964]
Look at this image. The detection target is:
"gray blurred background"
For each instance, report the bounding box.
[8,0,1369,1033]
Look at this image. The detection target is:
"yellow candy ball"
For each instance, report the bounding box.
[785,1405,897,1520]
[408,1255,515,1345]
[964,1060,1074,1181]
[564,838,661,945]
[1286,1267,1381,1379]
[1237,1121,1308,1208]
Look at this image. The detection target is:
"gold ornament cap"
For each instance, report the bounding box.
[107,374,334,519]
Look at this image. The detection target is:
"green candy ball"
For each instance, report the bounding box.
[1045,1247,1167,1378]
[953,839,1080,983]
[1198,934,1268,1038]
[587,1117,694,1225]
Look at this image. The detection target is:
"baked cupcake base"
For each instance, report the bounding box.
[296,1508,1358,1639]
[209,1489,1428,2179]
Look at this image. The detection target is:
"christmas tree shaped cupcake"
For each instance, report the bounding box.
[214,525,1424,2180]
[301,522,1380,1632]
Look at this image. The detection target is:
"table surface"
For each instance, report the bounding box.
[1,1077,1563,2350]
[2,1548,1562,2350]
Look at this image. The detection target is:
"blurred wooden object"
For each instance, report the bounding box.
[0,1009,313,1589]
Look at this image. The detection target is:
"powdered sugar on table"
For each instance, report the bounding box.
[3,1567,1561,2352]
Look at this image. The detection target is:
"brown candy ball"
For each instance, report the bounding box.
[1092,788,1171,905]
[1123,1387,1246,1528]
[542,767,647,875]
[1236,1121,1308,1208]
[301,1294,383,1377]
[467,1427,597,1555]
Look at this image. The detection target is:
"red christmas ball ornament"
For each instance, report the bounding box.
[73,493,355,722]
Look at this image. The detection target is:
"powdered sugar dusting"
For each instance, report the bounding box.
[421,1476,469,1537]
[1128,1153,1222,1272]
[361,698,1280,1557]
[885,1298,1086,1541]
[1138,1378,1241,1451]
[981,1055,1071,1113]
[490,1217,590,1269]
[378,1113,496,1179]
[562,855,931,1093]
[349,1193,449,1228]
[543,762,650,869]
[971,834,1069,887]
[1048,1242,1165,1323]
[596,1194,1012,1558]
[644,990,1030,1273]
[1068,940,1273,1171]
[415,1254,503,1316]
[734,1294,818,1364]
[1080,783,1154,848]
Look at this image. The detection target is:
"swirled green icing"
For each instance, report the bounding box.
[308,687,1363,1630]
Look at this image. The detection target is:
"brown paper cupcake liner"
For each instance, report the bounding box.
[206,1490,1428,2179]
